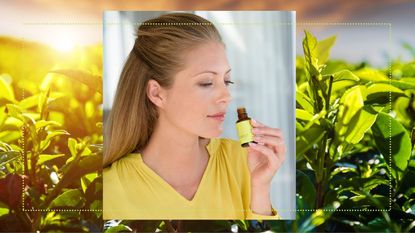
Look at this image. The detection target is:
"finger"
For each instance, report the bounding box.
[252,127,283,138]
[248,142,278,164]
[254,135,285,148]
[253,136,286,162]
[251,119,265,128]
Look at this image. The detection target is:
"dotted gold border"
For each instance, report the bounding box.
[19,20,392,214]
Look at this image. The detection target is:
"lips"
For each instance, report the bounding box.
[207,112,226,121]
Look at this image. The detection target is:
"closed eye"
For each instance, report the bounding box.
[199,83,213,87]
[225,80,234,86]
[198,80,234,88]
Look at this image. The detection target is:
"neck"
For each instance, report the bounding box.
[140,116,210,186]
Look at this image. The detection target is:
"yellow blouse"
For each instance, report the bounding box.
[103,138,280,220]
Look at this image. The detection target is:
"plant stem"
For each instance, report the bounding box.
[326,75,334,112]
[23,127,29,177]
[315,76,333,209]
[165,221,176,233]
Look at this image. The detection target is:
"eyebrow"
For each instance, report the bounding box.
[193,68,232,77]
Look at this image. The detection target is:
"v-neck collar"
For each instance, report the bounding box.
[133,138,220,204]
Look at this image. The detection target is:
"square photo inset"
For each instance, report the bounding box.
[103,11,296,220]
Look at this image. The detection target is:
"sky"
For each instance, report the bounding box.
[1,0,414,66]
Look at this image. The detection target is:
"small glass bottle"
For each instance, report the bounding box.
[236,107,255,147]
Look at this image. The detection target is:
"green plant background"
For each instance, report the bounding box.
[0,30,414,232]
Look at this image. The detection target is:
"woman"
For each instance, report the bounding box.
[103,12,286,220]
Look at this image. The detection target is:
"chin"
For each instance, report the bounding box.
[206,128,223,138]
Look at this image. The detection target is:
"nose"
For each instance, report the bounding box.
[216,83,232,105]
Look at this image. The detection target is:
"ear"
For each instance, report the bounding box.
[146,79,167,108]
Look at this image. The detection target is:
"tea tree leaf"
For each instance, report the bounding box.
[297,125,325,159]
[376,79,415,90]
[355,68,388,82]
[372,112,411,181]
[303,31,320,77]
[296,109,314,122]
[335,85,367,139]
[37,154,65,166]
[48,189,84,208]
[296,91,314,113]
[297,170,316,209]
[18,95,39,109]
[344,106,378,144]
[332,70,360,82]
[35,120,61,130]
[316,35,336,66]
[0,151,20,167]
[68,138,78,158]
[365,83,406,105]
[39,130,70,152]
[0,74,15,102]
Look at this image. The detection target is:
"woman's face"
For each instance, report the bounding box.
[162,41,232,138]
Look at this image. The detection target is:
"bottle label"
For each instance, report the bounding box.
[236,120,254,145]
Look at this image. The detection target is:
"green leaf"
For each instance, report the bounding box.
[39,130,70,152]
[81,173,98,193]
[303,31,319,77]
[48,189,84,208]
[393,97,411,126]
[35,120,61,130]
[38,89,50,120]
[18,95,39,109]
[297,170,316,209]
[365,83,406,105]
[0,131,20,143]
[344,106,378,144]
[105,225,132,233]
[331,80,358,94]
[5,104,23,120]
[68,138,78,158]
[376,79,415,90]
[58,154,102,195]
[355,68,388,82]
[335,85,366,139]
[372,112,412,181]
[332,70,360,82]
[0,207,8,217]
[37,154,65,166]
[296,109,314,122]
[296,124,325,159]
[316,35,336,66]
[298,204,337,232]
[296,91,314,113]
[0,74,15,102]
[0,151,20,167]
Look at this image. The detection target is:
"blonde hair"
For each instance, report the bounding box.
[104,13,223,166]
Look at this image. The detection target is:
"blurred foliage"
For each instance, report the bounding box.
[0,36,103,232]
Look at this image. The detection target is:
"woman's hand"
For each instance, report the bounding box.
[247,119,286,187]
[247,119,286,215]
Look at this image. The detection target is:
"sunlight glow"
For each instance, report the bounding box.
[51,34,76,52]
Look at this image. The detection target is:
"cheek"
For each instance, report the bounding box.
[166,89,210,121]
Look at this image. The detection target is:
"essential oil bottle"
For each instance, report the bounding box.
[236,107,255,147]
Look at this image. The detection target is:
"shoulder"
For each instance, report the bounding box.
[215,138,246,155]
[103,153,140,183]
[212,137,249,171]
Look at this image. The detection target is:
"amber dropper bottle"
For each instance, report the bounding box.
[236,107,255,147]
